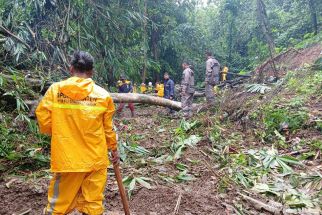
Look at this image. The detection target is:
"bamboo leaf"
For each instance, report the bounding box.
[136,177,152,189]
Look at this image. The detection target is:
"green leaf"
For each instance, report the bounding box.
[174,145,184,160]
[182,135,201,146]
[276,158,293,174]
[176,170,194,182]
[123,142,150,155]
[0,75,4,87]
[122,176,132,185]
[176,163,188,171]
[136,177,152,189]
[128,178,136,193]
[279,156,301,165]
[246,84,271,94]
[252,183,280,196]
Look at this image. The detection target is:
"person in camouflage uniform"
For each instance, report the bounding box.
[181,61,195,118]
[205,51,220,106]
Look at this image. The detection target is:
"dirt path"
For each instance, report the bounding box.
[1,45,320,214]
[0,107,227,215]
[0,173,226,215]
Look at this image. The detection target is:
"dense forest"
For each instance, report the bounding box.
[0,0,321,215]
[1,0,321,85]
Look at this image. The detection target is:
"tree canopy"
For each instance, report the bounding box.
[0,0,321,86]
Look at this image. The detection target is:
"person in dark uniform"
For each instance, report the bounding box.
[163,72,175,114]
[117,74,135,117]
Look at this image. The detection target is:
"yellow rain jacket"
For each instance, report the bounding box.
[147,86,153,93]
[156,83,164,97]
[133,85,137,93]
[140,84,147,94]
[213,85,219,95]
[117,80,131,87]
[36,77,117,172]
[222,66,229,81]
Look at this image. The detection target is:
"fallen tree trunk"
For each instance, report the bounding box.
[193,91,205,97]
[111,93,182,110]
[25,93,184,117]
[221,72,252,77]
[2,73,204,111]
[238,192,284,214]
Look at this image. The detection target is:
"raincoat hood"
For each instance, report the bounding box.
[60,77,94,100]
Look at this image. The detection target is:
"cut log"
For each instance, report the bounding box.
[111,93,182,110]
[25,93,184,118]
[238,192,283,215]
[194,91,205,97]
[26,94,182,110]
[221,72,252,77]
[2,73,204,112]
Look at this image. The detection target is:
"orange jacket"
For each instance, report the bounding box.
[36,77,117,172]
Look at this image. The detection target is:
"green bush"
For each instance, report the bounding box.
[313,57,322,70]
[286,70,322,95]
[0,117,50,172]
[264,108,308,135]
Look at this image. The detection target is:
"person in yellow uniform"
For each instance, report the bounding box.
[155,82,164,97]
[222,66,229,81]
[133,83,137,93]
[147,82,153,94]
[36,51,119,215]
[213,85,219,95]
[140,83,147,94]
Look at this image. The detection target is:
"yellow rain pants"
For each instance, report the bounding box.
[46,169,107,215]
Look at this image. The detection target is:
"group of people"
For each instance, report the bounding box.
[35,50,223,215]
[116,72,176,117]
[116,51,222,118]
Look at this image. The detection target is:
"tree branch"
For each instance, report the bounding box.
[0,25,31,49]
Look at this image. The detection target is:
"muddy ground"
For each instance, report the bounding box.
[1,44,321,215]
[0,107,231,215]
[254,43,322,80]
[1,92,321,214]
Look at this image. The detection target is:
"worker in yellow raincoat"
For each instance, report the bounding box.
[222,66,228,81]
[155,82,164,97]
[140,83,147,94]
[36,51,119,215]
[147,82,153,94]
[213,85,219,95]
[133,83,138,93]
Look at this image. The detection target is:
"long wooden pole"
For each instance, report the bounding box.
[113,163,131,215]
